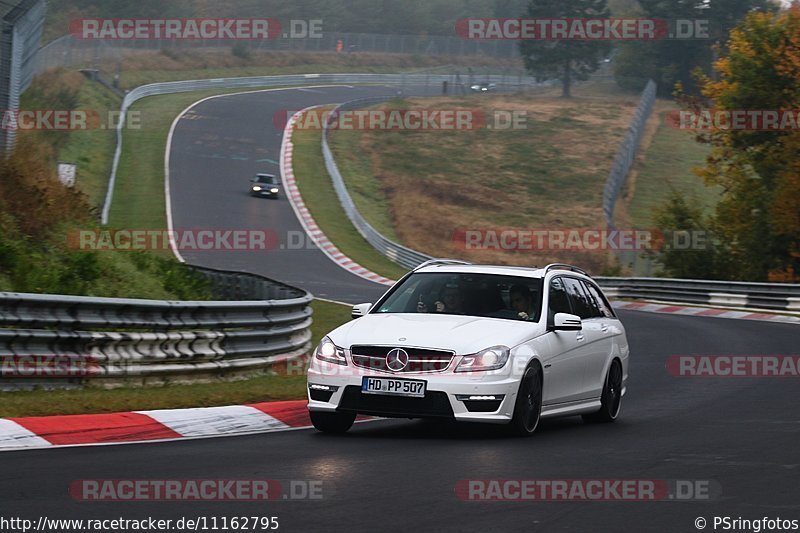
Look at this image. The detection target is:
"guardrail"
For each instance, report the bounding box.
[306,83,800,315]
[322,96,435,270]
[0,268,313,390]
[101,72,541,224]
[319,84,656,271]
[595,277,800,313]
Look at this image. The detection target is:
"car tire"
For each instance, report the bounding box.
[509,363,543,437]
[310,410,356,434]
[582,359,623,423]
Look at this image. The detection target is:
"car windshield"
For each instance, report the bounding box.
[374,272,543,322]
[255,175,278,184]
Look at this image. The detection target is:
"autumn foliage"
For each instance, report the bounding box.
[673,7,800,281]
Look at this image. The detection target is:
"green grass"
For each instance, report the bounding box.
[312,93,636,274]
[327,125,401,242]
[1,82,358,416]
[109,86,303,230]
[292,108,409,280]
[109,91,201,231]
[19,72,121,211]
[0,300,350,418]
[626,104,719,228]
[51,81,121,209]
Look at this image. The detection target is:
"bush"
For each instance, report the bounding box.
[231,42,251,60]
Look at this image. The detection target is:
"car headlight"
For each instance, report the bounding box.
[455,345,510,372]
[252,186,262,191]
[270,188,279,193]
[314,336,347,365]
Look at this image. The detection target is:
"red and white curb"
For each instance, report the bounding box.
[612,300,800,325]
[280,107,394,286]
[0,400,317,452]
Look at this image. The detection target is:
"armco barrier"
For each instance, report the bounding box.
[595,277,800,313]
[0,268,313,390]
[322,96,434,270]
[319,85,656,271]
[315,95,799,313]
[101,72,541,224]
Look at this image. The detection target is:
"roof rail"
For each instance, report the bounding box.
[413,259,472,271]
[543,263,589,276]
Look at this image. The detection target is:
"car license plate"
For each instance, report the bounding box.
[361,377,426,398]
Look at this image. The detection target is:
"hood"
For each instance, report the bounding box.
[328,313,544,355]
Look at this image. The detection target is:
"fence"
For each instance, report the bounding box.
[33,32,521,78]
[602,79,657,229]
[602,80,658,275]
[0,0,46,152]
[0,267,313,390]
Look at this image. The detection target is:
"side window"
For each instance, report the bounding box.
[584,282,616,318]
[563,278,594,319]
[578,280,602,318]
[548,277,572,323]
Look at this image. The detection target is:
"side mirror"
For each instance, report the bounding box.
[352,303,372,319]
[551,313,582,331]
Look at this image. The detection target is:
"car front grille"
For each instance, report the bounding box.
[350,345,454,373]
[337,386,454,418]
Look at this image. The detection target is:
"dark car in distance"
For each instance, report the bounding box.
[249,173,281,199]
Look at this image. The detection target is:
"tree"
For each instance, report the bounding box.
[614,0,775,96]
[519,0,612,98]
[652,192,727,279]
[678,6,800,281]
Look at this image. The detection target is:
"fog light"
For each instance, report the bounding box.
[308,383,339,402]
[309,384,338,392]
[456,394,503,401]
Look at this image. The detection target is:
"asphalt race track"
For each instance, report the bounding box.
[1,87,798,532]
[2,312,799,531]
[167,84,422,303]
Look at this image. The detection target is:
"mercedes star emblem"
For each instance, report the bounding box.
[386,348,409,372]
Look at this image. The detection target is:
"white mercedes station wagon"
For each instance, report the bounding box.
[307,260,629,436]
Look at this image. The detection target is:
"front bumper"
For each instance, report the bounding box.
[307,360,520,424]
[251,189,279,198]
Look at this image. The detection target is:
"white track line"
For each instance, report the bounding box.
[163,85,363,263]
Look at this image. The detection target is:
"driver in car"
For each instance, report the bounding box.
[434,284,465,314]
[417,283,465,314]
[510,284,534,321]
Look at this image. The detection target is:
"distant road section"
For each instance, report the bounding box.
[167,85,410,303]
